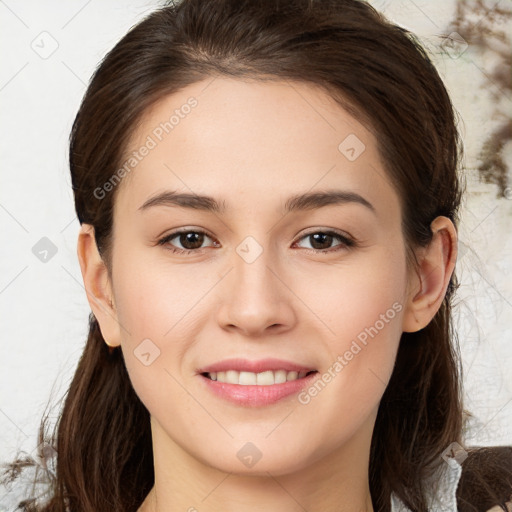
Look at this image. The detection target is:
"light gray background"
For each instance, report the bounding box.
[1,0,511,506]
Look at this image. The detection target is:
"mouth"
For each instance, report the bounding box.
[201,369,318,385]
[196,358,319,406]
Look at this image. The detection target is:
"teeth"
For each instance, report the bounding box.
[274,370,287,384]
[287,371,298,381]
[257,370,275,385]
[207,369,311,385]
[240,371,257,385]
[226,370,239,384]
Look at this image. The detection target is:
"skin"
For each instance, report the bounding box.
[487,503,512,512]
[78,77,457,512]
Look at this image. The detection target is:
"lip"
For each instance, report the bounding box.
[199,371,319,407]
[196,358,319,408]
[197,358,316,374]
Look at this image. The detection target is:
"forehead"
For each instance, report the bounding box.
[115,77,399,221]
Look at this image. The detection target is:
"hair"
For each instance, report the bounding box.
[2,0,511,511]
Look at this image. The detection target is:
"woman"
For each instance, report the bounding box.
[2,0,511,510]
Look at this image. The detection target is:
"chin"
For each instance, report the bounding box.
[197,438,318,477]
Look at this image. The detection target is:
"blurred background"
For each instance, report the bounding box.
[0,0,511,507]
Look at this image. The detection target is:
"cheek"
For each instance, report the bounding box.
[294,248,407,418]
[113,254,204,339]
[295,244,407,345]
[112,262,197,420]
[111,255,215,399]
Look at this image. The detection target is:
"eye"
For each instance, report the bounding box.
[157,229,218,255]
[293,230,356,253]
[157,228,356,255]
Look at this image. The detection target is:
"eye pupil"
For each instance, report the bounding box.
[181,232,204,249]
[310,233,333,249]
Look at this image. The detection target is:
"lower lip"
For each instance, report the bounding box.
[199,372,319,407]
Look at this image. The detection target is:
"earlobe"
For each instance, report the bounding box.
[402,216,457,333]
[77,224,122,347]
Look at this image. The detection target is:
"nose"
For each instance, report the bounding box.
[215,241,296,337]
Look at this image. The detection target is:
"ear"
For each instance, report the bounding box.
[402,216,457,333]
[77,224,122,347]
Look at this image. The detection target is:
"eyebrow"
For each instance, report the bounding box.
[138,189,376,215]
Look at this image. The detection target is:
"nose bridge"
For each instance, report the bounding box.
[215,234,294,334]
[232,234,279,304]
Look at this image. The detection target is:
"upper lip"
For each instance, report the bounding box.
[197,358,317,375]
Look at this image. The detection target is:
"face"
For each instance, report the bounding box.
[105,77,411,476]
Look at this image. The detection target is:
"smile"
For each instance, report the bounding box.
[197,358,319,406]
[203,369,317,385]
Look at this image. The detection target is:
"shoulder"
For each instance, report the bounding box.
[457,445,512,512]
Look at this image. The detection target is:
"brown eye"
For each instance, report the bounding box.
[175,232,206,250]
[307,232,336,250]
[294,230,355,253]
[157,229,217,254]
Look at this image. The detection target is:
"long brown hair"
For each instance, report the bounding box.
[2,0,511,510]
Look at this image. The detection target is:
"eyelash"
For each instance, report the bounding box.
[156,228,357,255]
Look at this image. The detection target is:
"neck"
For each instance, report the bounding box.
[138,414,377,512]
